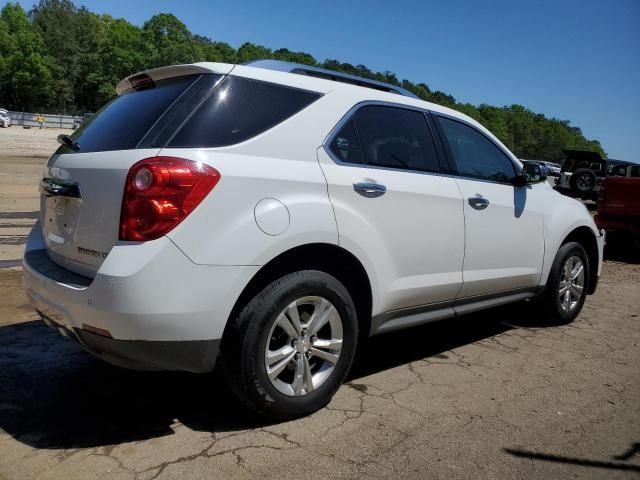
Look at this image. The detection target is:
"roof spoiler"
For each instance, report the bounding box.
[116,63,234,95]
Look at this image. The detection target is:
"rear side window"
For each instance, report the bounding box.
[437,116,515,183]
[57,75,203,154]
[354,106,441,173]
[169,76,321,148]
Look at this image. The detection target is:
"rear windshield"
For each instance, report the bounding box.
[56,75,210,154]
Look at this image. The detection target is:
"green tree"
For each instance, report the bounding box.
[142,13,199,68]
[0,2,52,110]
[86,16,147,108]
[236,42,273,63]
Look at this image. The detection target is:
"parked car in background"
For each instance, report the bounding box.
[555,150,608,200]
[521,160,549,176]
[0,109,11,128]
[23,60,604,420]
[522,160,560,177]
[72,112,93,130]
[542,161,561,176]
[595,175,640,238]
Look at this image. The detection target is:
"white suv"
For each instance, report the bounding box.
[23,60,604,419]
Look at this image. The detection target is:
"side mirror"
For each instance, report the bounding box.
[514,163,547,187]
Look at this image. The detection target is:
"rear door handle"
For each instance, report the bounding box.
[353,182,386,198]
[468,196,489,210]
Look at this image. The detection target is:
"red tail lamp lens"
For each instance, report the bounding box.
[120,157,220,241]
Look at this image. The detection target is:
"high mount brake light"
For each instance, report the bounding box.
[129,73,155,91]
[119,157,220,241]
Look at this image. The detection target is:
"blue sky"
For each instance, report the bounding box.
[11,0,640,160]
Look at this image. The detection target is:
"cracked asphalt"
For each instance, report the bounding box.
[1,128,639,479]
[2,260,639,479]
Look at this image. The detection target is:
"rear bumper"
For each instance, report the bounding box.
[23,222,259,372]
[38,308,219,372]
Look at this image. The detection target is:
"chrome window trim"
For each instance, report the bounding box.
[322,100,522,186]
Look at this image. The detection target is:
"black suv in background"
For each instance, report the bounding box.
[554,150,635,201]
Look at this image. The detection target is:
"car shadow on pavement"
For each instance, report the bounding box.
[504,446,640,472]
[0,304,547,450]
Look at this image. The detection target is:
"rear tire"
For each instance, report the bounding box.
[537,242,590,325]
[220,270,358,420]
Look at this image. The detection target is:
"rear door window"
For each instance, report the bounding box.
[168,76,321,148]
[57,75,209,154]
[353,105,441,173]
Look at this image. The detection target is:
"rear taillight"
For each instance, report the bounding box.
[120,157,220,241]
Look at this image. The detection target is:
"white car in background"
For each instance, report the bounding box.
[542,161,561,176]
[23,60,604,419]
[0,109,11,128]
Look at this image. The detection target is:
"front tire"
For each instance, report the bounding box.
[220,270,358,420]
[538,242,590,325]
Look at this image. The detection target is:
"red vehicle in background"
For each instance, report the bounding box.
[595,174,640,238]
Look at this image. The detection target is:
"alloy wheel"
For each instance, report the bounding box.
[264,296,343,396]
[558,256,585,312]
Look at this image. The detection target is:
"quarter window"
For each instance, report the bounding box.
[353,106,441,173]
[329,118,364,164]
[438,117,516,183]
[169,76,321,148]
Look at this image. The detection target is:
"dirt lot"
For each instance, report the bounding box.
[0,127,63,267]
[0,128,639,480]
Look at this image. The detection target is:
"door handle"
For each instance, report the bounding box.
[468,196,489,210]
[353,182,386,198]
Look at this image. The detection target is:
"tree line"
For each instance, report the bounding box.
[0,0,605,161]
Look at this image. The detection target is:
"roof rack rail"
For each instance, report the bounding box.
[245,59,419,99]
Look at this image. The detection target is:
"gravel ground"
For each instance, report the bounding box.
[0,128,638,480]
[0,127,61,267]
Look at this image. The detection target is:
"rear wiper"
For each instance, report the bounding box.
[57,134,81,152]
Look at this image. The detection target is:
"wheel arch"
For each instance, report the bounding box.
[223,243,374,340]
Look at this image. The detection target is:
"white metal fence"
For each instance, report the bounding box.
[7,111,82,129]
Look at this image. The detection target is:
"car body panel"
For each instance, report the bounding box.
[317,147,465,316]
[454,178,546,298]
[23,222,259,342]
